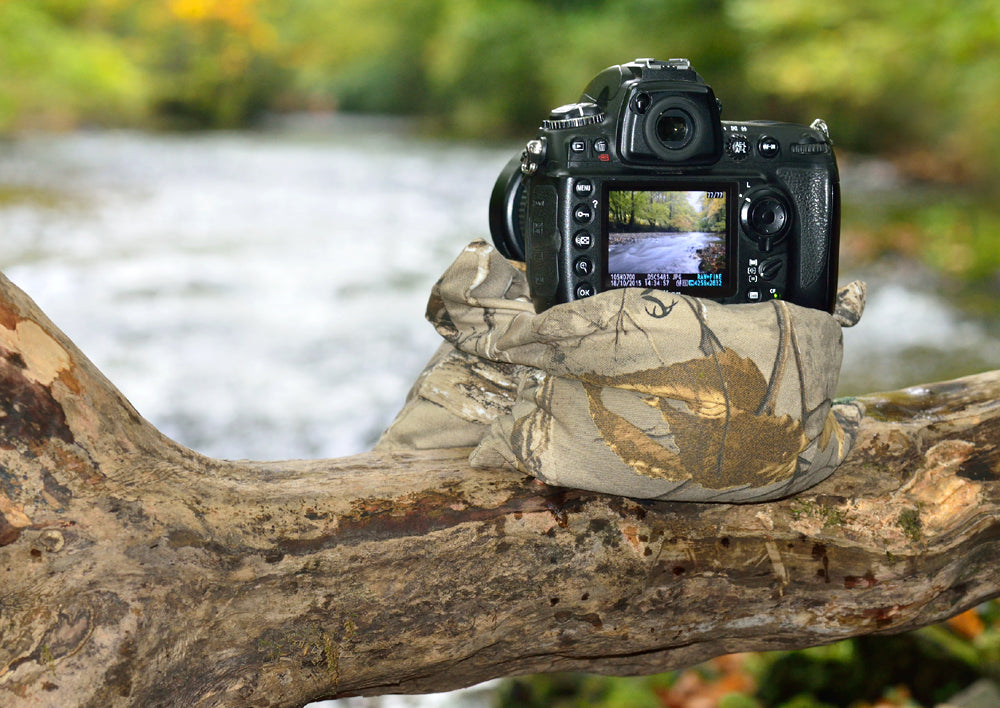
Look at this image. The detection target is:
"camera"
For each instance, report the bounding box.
[489,58,840,313]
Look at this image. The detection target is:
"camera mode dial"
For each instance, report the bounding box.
[542,102,606,130]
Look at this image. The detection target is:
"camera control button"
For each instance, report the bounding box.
[570,138,587,154]
[573,204,594,224]
[791,141,830,155]
[573,231,594,249]
[727,135,751,160]
[758,136,780,158]
[759,257,783,281]
[573,257,595,276]
[742,191,791,250]
[632,92,652,114]
[575,283,596,299]
[593,137,609,153]
[574,179,594,197]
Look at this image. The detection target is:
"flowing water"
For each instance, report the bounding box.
[608,230,722,276]
[0,117,513,460]
[1,119,999,707]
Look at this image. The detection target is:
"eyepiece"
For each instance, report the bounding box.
[655,109,693,148]
[639,95,717,163]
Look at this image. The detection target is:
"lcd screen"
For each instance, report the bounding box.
[603,185,736,296]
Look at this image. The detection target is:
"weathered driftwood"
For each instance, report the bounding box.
[0,270,999,708]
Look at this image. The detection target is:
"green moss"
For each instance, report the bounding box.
[789,500,847,528]
[898,508,923,543]
[321,632,339,685]
[39,644,56,675]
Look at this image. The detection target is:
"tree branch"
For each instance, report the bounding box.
[1,271,999,707]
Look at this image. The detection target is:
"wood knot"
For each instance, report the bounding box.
[900,439,982,533]
[39,529,65,553]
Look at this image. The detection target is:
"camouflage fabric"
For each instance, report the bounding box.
[376,240,866,502]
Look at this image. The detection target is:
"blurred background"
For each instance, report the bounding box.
[2,1,1000,706]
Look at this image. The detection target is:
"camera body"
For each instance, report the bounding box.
[489,58,840,313]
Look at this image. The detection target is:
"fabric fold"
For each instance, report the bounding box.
[377,240,866,502]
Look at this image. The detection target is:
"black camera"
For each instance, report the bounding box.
[489,58,840,313]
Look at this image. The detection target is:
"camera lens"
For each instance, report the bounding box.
[655,110,692,148]
[488,154,528,261]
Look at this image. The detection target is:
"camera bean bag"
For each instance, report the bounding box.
[377,240,866,502]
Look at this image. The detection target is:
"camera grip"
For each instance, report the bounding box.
[777,166,837,290]
[525,185,561,310]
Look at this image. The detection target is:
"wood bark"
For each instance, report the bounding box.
[1,270,999,708]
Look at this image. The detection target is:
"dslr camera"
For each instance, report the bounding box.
[489,58,840,313]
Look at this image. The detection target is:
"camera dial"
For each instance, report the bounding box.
[542,102,606,130]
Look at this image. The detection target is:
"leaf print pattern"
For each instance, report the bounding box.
[379,241,866,502]
[581,347,807,489]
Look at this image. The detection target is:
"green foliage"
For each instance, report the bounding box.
[732,0,1000,181]
[270,0,440,116]
[3,0,999,182]
[0,0,147,131]
[495,672,674,708]
[497,617,1000,707]
[418,0,746,137]
[5,0,994,281]
[843,182,1000,284]
[608,191,725,234]
[0,1,997,274]
[755,634,980,706]
[0,0,743,135]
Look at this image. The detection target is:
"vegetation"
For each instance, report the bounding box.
[496,607,1000,707]
[608,190,727,236]
[697,242,726,274]
[2,1,998,282]
[1,1,998,165]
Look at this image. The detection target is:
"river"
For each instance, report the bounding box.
[608,230,722,276]
[1,119,998,707]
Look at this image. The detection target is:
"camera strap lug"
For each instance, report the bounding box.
[521,138,547,175]
[810,118,831,141]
